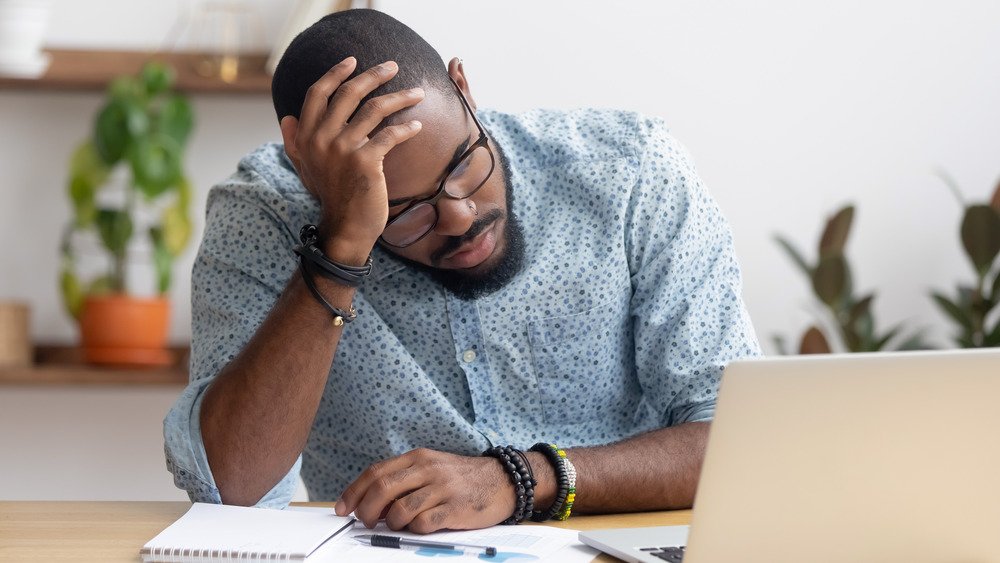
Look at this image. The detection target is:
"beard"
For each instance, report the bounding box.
[389,140,526,301]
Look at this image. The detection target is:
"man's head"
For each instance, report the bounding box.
[272,9,524,300]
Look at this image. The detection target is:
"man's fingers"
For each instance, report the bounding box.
[365,120,423,159]
[353,465,429,528]
[324,61,399,130]
[297,56,357,143]
[407,504,452,535]
[384,485,448,531]
[336,453,416,517]
[340,87,425,146]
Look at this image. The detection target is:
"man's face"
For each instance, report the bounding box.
[377,84,524,299]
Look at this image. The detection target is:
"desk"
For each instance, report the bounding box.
[0,501,691,562]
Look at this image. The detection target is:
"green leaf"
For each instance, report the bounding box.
[934,169,966,206]
[94,100,130,164]
[847,293,874,326]
[161,202,192,256]
[896,333,930,351]
[812,254,848,307]
[158,94,194,146]
[107,75,143,101]
[59,267,84,322]
[67,141,110,227]
[931,291,973,331]
[983,319,1000,347]
[87,275,116,296]
[799,326,831,354]
[991,270,1000,303]
[991,176,1000,213]
[819,205,855,259]
[129,133,182,198]
[141,62,175,96]
[149,226,173,294]
[774,235,812,278]
[95,208,133,256]
[772,335,788,356]
[856,312,875,353]
[873,325,903,351]
[960,205,1000,277]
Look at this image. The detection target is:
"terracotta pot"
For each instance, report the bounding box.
[79,295,172,367]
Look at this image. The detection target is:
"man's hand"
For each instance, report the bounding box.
[334,448,515,533]
[279,56,425,263]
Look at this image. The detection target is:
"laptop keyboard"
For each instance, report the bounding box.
[639,545,686,562]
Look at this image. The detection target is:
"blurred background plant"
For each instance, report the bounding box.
[930,173,1000,348]
[59,61,194,321]
[773,204,927,354]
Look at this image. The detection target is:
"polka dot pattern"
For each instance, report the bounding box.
[163,108,761,507]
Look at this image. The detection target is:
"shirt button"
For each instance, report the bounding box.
[462,349,477,363]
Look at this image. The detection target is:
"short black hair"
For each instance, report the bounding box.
[271,9,453,122]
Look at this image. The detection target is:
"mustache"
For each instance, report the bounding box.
[431,209,504,266]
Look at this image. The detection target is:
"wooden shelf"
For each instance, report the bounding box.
[0,49,271,95]
[0,345,189,386]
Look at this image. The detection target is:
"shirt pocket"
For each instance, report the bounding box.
[528,280,636,425]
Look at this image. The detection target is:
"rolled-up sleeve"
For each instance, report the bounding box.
[163,169,303,508]
[626,117,761,426]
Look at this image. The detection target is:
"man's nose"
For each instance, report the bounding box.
[432,197,477,237]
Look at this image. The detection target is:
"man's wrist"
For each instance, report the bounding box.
[526,451,556,510]
[317,227,376,267]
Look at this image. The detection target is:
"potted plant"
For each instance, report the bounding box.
[59,62,194,366]
[930,174,1000,347]
[773,204,927,354]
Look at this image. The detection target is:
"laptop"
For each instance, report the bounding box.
[580,349,1000,562]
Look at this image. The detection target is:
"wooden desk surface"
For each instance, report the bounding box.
[0,501,691,562]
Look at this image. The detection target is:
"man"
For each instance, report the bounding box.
[164,9,759,533]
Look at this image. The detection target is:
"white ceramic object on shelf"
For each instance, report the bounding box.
[0,0,52,78]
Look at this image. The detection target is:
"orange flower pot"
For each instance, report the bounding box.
[79,295,172,367]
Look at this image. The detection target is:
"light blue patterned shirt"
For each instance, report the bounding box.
[164,108,760,507]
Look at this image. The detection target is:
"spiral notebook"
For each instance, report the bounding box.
[140,503,356,562]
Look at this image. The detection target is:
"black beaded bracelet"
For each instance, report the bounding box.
[529,443,570,522]
[482,445,536,524]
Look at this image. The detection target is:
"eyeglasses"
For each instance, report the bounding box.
[379,77,496,248]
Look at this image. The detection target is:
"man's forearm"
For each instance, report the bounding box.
[200,270,356,506]
[528,422,709,514]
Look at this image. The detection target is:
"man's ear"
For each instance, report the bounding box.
[447,57,478,111]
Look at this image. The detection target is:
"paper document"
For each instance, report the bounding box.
[290,507,599,562]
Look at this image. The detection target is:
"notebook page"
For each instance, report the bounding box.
[141,503,354,560]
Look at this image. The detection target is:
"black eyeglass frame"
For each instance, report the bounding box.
[378,77,496,248]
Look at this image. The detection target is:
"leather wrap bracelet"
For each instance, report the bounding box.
[293,224,373,288]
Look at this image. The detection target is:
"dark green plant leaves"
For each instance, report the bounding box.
[149,227,172,294]
[960,205,1000,277]
[847,294,874,326]
[59,267,84,321]
[774,235,811,277]
[991,177,1000,213]
[141,62,175,96]
[159,95,194,146]
[130,133,182,198]
[67,141,110,227]
[931,292,973,330]
[799,326,831,354]
[819,205,854,259]
[812,254,848,306]
[95,208,133,257]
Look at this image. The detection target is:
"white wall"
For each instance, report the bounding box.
[1,1,998,499]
